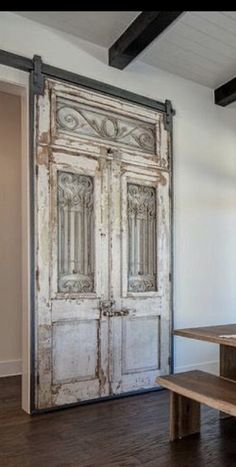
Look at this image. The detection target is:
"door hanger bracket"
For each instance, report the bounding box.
[163,99,175,132]
[31,55,45,96]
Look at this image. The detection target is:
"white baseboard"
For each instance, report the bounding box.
[175,360,219,376]
[0,359,22,377]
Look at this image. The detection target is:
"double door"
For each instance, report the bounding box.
[35,79,171,409]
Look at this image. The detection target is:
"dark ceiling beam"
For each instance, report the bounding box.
[109,11,184,70]
[214,77,236,106]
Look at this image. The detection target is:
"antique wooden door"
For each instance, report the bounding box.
[35,78,171,409]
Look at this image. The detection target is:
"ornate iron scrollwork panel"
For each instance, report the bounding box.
[57,171,94,293]
[127,183,157,292]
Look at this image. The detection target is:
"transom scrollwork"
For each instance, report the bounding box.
[56,97,156,154]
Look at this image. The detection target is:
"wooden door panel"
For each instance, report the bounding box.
[121,316,160,374]
[52,319,99,384]
[111,315,162,394]
[121,167,169,298]
[36,145,110,408]
[110,158,170,394]
[51,317,108,406]
[35,78,171,409]
[49,151,106,300]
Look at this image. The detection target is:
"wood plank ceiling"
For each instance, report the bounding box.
[141,11,236,88]
[14,11,236,89]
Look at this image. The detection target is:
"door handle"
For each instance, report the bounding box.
[103,308,130,317]
[99,300,114,317]
[99,300,131,317]
[108,308,130,317]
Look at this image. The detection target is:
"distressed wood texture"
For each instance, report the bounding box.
[170,392,200,441]
[111,158,170,395]
[35,78,171,409]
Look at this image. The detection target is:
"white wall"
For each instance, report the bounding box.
[1,12,236,375]
[0,90,22,376]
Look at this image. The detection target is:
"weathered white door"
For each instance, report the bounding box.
[109,153,170,394]
[35,78,171,409]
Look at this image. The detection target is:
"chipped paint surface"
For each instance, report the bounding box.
[35,78,171,409]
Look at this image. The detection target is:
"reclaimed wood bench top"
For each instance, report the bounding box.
[173,324,236,347]
[157,370,236,417]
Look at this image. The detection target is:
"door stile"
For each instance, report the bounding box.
[107,152,123,391]
[35,147,52,408]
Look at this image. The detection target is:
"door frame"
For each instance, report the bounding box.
[0,49,174,413]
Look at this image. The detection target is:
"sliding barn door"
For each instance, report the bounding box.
[34,78,171,409]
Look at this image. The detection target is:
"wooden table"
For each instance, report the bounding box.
[158,324,236,439]
[174,323,236,382]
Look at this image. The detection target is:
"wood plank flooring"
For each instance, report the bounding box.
[1,376,236,466]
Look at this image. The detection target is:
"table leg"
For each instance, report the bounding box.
[220,344,236,418]
[170,392,200,441]
[220,344,236,380]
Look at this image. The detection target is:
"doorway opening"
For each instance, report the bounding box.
[0,69,30,414]
[0,88,22,408]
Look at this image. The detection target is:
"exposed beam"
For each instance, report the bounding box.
[215,77,236,107]
[109,11,184,70]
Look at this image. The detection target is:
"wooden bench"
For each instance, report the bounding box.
[157,370,236,441]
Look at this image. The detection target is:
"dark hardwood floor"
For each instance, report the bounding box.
[1,376,236,467]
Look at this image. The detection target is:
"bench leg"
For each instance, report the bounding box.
[220,344,236,419]
[170,392,201,441]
